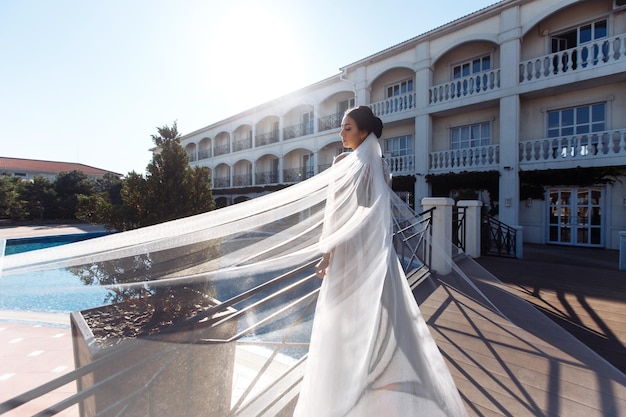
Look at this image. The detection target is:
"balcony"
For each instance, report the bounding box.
[255,131,279,147]
[198,149,212,160]
[429,69,500,105]
[519,129,626,169]
[385,155,415,175]
[233,173,252,187]
[370,91,416,118]
[255,171,279,185]
[284,122,314,140]
[318,113,342,132]
[214,144,230,156]
[429,144,500,174]
[213,176,230,188]
[519,34,626,84]
[233,138,252,152]
[283,168,313,183]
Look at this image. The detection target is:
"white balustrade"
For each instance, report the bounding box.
[370,92,416,117]
[429,144,500,173]
[429,69,500,104]
[519,130,626,164]
[385,155,415,175]
[519,34,625,83]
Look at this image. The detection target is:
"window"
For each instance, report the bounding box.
[547,103,606,137]
[551,19,607,52]
[386,79,414,98]
[450,122,491,149]
[452,55,491,79]
[302,111,314,135]
[384,135,413,157]
[547,103,606,157]
[337,98,355,115]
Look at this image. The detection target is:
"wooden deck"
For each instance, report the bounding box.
[417,246,626,417]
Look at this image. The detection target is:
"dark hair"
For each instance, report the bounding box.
[345,105,384,138]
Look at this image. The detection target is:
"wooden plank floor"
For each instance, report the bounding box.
[416,246,626,417]
[475,244,626,374]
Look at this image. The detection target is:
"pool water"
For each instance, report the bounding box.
[1,232,112,313]
[3,231,109,255]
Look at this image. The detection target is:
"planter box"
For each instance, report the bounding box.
[71,299,237,417]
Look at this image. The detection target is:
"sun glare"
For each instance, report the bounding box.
[208,3,303,108]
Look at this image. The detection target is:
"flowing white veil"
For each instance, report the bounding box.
[1,133,467,415]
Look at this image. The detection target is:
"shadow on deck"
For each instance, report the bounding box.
[418,247,626,417]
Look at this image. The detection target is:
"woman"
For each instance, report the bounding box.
[294,106,468,416]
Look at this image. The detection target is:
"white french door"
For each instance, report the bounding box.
[547,187,603,247]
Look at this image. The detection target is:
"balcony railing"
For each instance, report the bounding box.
[213,176,230,188]
[233,138,252,152]
[385,155,415,174]
[429,144,500,173]
[255,131,279,147]
[187,152,197,162]
[233,173,252,187]
[318,113,342,132]
[198,149,212,160]
[283,168,314,183]
[284,122,314,140]
[430,69,500,104]
[519,34,626,83]
[370,92,416,117]
[255,171,279,185]
[519,129,626,166]
[214,143,230,156]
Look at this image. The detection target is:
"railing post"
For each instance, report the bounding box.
[421,197,453,275]
[457,200,483,258]
[515,226,524,259]
[616,231,626,271]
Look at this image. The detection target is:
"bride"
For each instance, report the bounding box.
[293,106,468,417]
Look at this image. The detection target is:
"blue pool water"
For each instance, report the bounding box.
[1,232,112,313]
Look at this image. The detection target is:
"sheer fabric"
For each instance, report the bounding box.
[293,134,467,417]
[1,134,466,416]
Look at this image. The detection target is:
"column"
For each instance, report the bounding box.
[498,7,522,227]
[413,44,432,213]
[421,197,454,275]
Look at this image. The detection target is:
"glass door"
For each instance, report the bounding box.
[548,187,603,247]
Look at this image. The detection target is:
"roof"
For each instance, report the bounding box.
[0,157,121,177]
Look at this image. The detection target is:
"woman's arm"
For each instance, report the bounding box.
[314,252,331,279]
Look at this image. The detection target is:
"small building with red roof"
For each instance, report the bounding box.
[0,157,121,181]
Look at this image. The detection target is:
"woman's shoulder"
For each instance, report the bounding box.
[332,152,350,165]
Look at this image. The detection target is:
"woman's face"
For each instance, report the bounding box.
[340,115,368,150]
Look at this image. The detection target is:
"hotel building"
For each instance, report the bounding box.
[181,0,626,250]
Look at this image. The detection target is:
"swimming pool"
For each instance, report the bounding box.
[1,232,113,313]
[3,231,109,255]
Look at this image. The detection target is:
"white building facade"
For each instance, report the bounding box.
[182,0,626,250]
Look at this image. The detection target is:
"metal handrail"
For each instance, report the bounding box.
[482,215,516,257]
[1,209,434,416]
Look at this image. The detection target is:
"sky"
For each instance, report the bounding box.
[1,0,497,176]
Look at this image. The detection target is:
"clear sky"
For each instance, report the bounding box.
[1,0,497,176]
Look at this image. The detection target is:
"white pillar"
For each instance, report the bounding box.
[421,197,453,275]
[457,200,483,258]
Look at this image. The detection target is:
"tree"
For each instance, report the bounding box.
[79,121,214,231]
[21,176,57,220]
[55,170,98,219]
[0,176,29,220]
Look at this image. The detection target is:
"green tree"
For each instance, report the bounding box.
[79,121,214,231]
[0,176,29,220]
[21,176,57,220]
[54,170,98,219]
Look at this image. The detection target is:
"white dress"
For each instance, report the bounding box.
[293,133,468,417]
